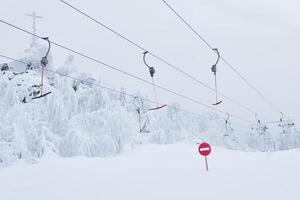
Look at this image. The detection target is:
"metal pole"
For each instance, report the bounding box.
[214,75,218,103]
[40,65,44,95]
[205,156,208,171]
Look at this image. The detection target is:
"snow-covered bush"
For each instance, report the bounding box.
[1,45,299,166]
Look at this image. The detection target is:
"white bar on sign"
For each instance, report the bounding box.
[200,147,210,151]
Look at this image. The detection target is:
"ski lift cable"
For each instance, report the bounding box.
[253,112,295,126]
[42,69,250,124]
[0,20,249,120]
[0,54,163,108]
[0,53,250,127]
[58,0,269,120]
[0,54,29,66]
[48,41,228,116]
[160,0,282,116]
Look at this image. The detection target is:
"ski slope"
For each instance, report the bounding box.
[0,144,299,200]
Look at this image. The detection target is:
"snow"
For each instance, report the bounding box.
[0,143,299,200]
[1,45,300,166]
[0,3,299,199]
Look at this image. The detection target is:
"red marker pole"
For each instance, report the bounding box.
[198,142,211,172]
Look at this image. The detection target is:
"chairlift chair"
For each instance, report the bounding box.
[211,48,222,105]
[224,113,231,137]
[32,37,52,100]
[142,51,167,111]
[134,96,150,133]
[22,37,51,103]
[254,114,267,135]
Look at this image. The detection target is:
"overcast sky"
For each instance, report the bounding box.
[0,0,299,129]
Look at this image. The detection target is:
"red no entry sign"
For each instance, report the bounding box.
[198,142,211,171]
[198,142,211,156]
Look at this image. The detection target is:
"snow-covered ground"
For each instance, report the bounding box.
[0,143,299,200]
[1,45,299,200]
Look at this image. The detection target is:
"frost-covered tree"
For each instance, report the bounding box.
[1,45,299,166]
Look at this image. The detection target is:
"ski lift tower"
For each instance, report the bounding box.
[25,11,43,47]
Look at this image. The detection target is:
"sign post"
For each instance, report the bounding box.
[198,142,211,171]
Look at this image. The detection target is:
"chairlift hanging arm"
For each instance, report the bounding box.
[211,48,222,105]
[280,112,284,122]
[41,37,51,67]
[27,62,32,69]
[143,51,155,77]
[278,112,285,128]
[134,96,143,133]
[225,113,230,124]
[211,48,220,75]
[255,113,261,124]
[142,51,167,111]
[43,37,51,58]
[134,96,141,114]
[224,113,231,137]
[35,36,52,99]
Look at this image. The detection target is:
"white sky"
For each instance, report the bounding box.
[0,0,299,128]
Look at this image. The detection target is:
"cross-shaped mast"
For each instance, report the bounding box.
[25,11,43,47]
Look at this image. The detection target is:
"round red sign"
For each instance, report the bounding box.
[198,142,211,156]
